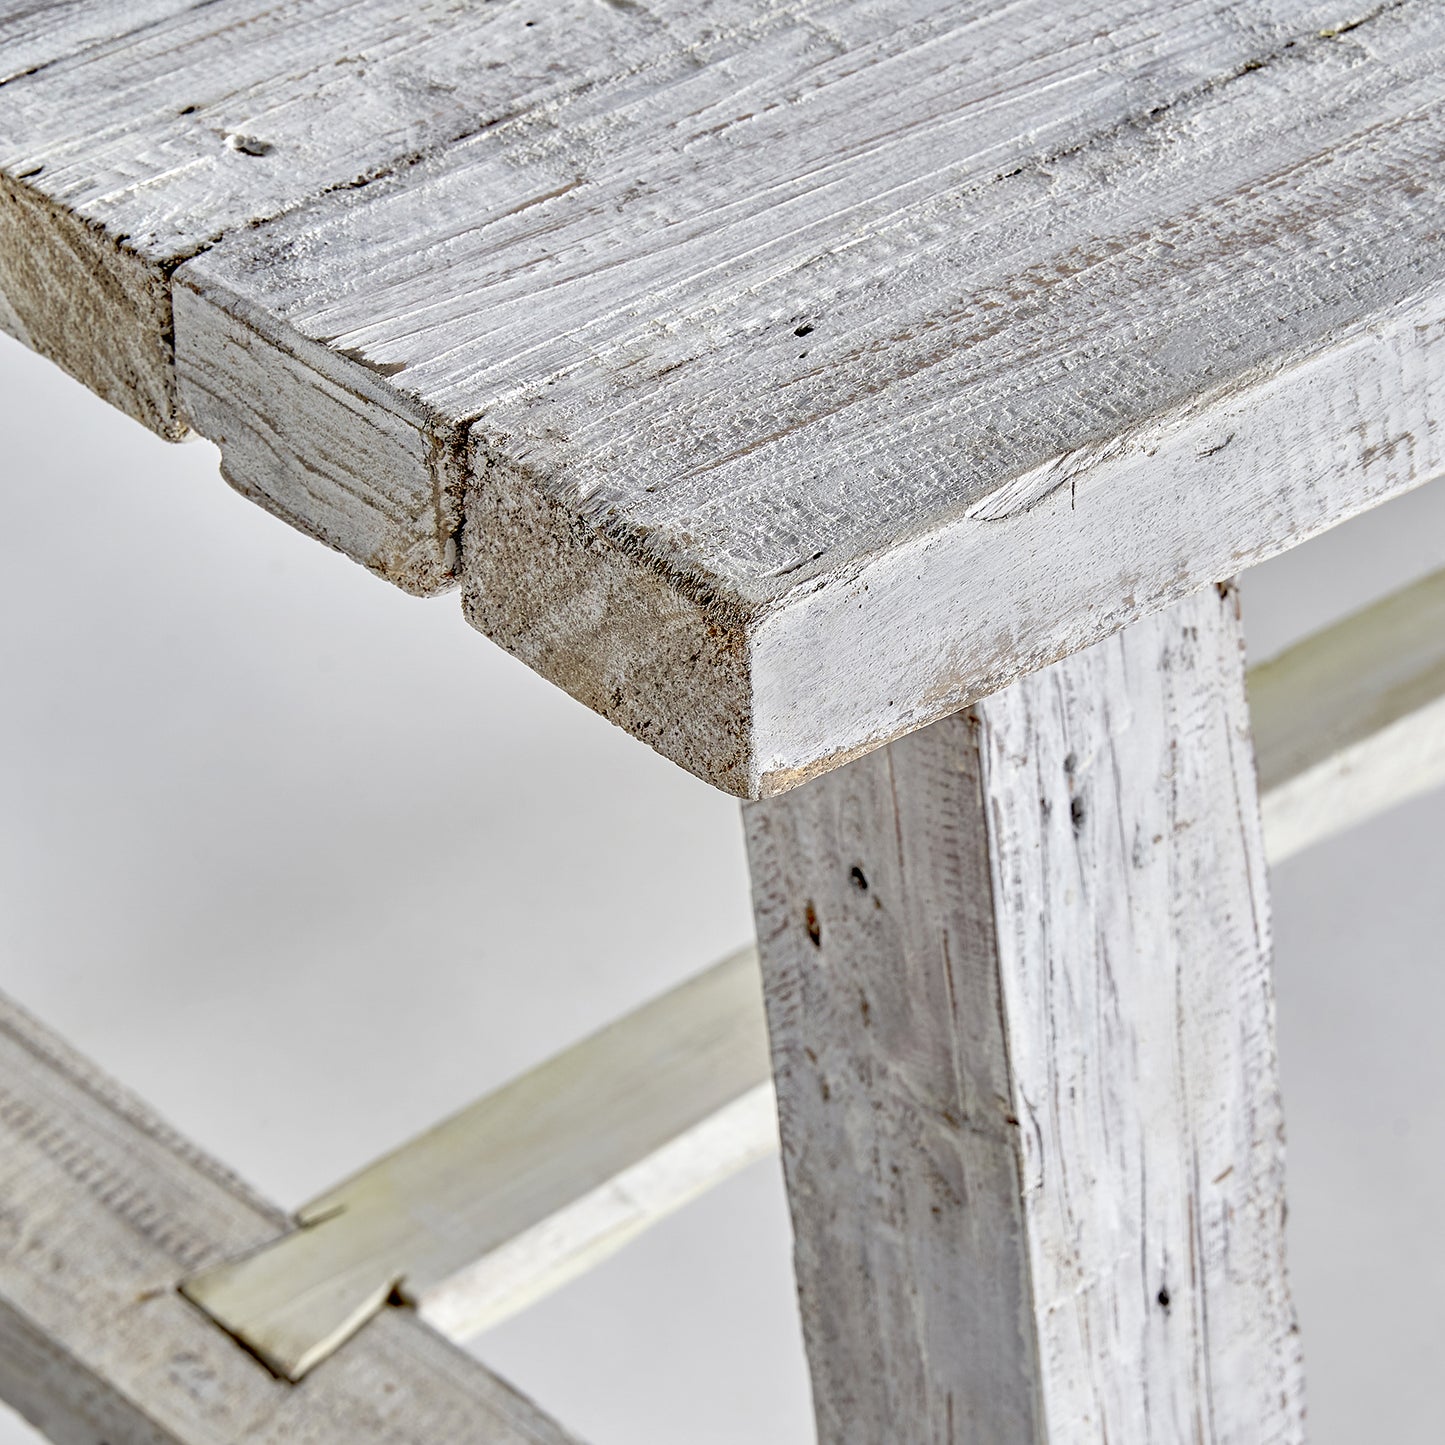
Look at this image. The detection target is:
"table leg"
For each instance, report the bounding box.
[744,584,1304,1444]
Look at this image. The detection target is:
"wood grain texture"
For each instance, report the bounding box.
[163,0,1353,591]
[179,544,1445,1371]
[177,0,1445,783]
[0,989,585,1445]
[0,1,198,84]
[0,0,806,439]
[7,1,1445,786]
[247,574,1445,1352]
[745,586,1303,1443]
[1252,565,1445,861]
[181,946,775,1379]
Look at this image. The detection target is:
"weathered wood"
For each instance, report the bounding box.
[181,946,774,1380]
[170,0,1445,790]
[0,989,585,1445]
[7,2,1445,791]
[1,0,1351,435]
[174,561,1445,1375]
[170,0,1357,591]
[0,1,197,84]
[745,586,1303,1442]
[1251,565,1445,862]
[0,0,821,448]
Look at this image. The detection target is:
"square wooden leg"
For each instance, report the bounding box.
[745,585,1304,1444]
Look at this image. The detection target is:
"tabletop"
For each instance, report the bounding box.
[4,0,1443,797]
[6,6,1445,1443]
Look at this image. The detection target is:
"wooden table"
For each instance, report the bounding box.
[3,2,1444,1440]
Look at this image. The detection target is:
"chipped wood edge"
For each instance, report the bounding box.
[0,170,181,435]
[174,282,465,595]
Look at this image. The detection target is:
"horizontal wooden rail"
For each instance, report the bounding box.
[183,946,775,1381]
[0,992,582,1444]
[1250,567,1445,862]
[184,571,1445,1378]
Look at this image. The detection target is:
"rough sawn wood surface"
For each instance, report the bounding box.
[3,1,1444,793]
[746,585,1303,1443]
[0,988,585,1445]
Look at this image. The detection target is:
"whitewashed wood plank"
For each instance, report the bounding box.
[744,586,1303,1442]
[0,1,198,85]
[170,0,1445,787]
[0,989,585,1445]
[167,0,1351,589]
[0,0,849,452]
[181,946,774,1380]
[1252,565,1445,862]
[745,287,1445,794]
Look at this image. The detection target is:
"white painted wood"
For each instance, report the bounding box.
[0,990,585,1445]
[7,2,1445,787]
[182,946,774,1380]
[171,0,1355,587]
[1251,565,1445,862]
[0,0,827,447]
[744,586,1303,1443]
[171,565,1445,1374]
[175,0,1445,788]
[0,1,197,84]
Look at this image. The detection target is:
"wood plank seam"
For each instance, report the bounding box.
[6,2,1444,790]
[176,0,1445,790]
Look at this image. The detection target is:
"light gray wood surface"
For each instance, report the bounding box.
[100,564,1445,1381]
[745,586,1303,1442]
[0,988,585,1445]
[0,0,780,442]
[4,2,1444,792]
[181,946,775,1380]
[1252,565,1445,862]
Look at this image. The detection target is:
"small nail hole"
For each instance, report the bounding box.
[225,133,273,156]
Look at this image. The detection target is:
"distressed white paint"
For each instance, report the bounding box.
[0,0,835,437]
[746,286,1445,793]
[0,0,198,83]
[171,560,1445,1375]
[182,946,774,1380]
[1252,565,1445,861]
[175,0,1356,570]
[177,0,1445,784]
[744,587,1303,1443]
[0,566,1417,1416]
[0,990,584,1445]
[5,1,1440,779]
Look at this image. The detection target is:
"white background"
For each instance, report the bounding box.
[1,331,1442,1442]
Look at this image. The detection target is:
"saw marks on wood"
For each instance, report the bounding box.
[5,1,1445,791]
[0,0,819,434]
[0,989,585,1445]
[745,586,1303,1443]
